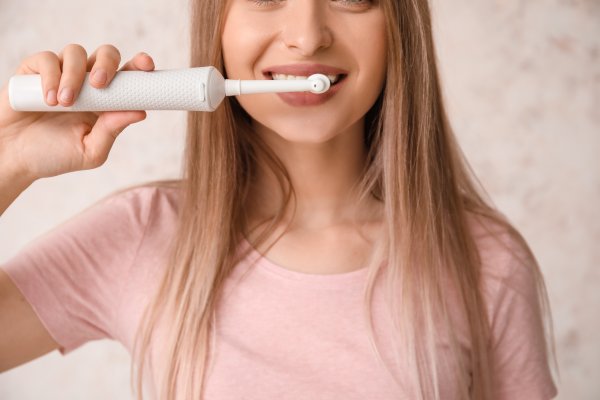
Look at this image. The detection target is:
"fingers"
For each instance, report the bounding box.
[16,45,156,111]
[86,44,121,89]
[35,52,62,106]
[119,52,155,72]
[81,111,147,169]
[16,51,63,106]
[56,44,88,107]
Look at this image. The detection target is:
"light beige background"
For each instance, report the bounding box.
[0,0,597,399]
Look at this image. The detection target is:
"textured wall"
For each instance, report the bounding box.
[0,0,597,399]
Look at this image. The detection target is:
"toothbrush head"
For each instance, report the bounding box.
[307,74,331,94]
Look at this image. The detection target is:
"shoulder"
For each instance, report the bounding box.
[95,181,183,226]
[100,181,182,209]
[467,212,535,275]
[41,182,185,247]
[465,211,542,307]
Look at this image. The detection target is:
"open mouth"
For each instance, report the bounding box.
[265,72,348,86]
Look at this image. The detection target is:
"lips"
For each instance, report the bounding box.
[260,63,349,106]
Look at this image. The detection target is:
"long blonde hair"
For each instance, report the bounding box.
[130,0,557,399]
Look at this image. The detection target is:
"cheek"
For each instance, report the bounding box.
[351,32,387,113]
[221,10,273,79]
[222,11,251,78]
[361,21,387,87]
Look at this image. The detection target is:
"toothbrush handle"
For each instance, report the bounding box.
[8,67,226,112]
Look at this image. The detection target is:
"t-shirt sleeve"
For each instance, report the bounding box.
[1,186,157,355]
[481,231,558,400]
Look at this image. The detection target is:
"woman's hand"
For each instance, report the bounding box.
[0,44,154,182]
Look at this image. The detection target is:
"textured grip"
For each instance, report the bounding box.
[8,67,226,112]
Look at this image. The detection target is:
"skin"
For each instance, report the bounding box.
[221,0,388,273]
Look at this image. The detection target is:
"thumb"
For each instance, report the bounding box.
[82,110,146,168]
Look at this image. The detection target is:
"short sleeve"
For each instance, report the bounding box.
[480,231,558,400]
[1,186,157,355]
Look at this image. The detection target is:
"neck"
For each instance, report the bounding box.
[246,118,381,230]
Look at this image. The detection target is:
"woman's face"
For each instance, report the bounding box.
[221,0,387,144]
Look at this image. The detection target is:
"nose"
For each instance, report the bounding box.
[280,1,333,56]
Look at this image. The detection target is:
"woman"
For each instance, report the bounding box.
[0,0,557,399]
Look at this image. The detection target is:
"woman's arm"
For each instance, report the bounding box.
[0,157,54,372]
[0,268,60,372]
[0,44,154,372]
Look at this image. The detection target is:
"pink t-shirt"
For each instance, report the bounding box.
[2,186,557,399]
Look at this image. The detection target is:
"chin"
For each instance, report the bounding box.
[261,127,336,144]
[279,132,337,145]
[253,117,344,144]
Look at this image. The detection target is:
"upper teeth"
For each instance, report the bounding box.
[271,73,340,84]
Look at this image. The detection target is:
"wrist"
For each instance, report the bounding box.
[0,149,36,190]
[0,154,35,216]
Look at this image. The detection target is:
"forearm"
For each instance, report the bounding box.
[0,158,34,217]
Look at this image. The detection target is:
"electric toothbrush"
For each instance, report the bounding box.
[7,66,331,112]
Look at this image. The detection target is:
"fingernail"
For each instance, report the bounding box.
[91,69,107,85]
[59,88,73,103]
[46,89,56,104]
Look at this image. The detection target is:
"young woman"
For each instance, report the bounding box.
[0,0,558,399]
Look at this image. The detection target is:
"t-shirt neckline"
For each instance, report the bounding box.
[238,236,370,286]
